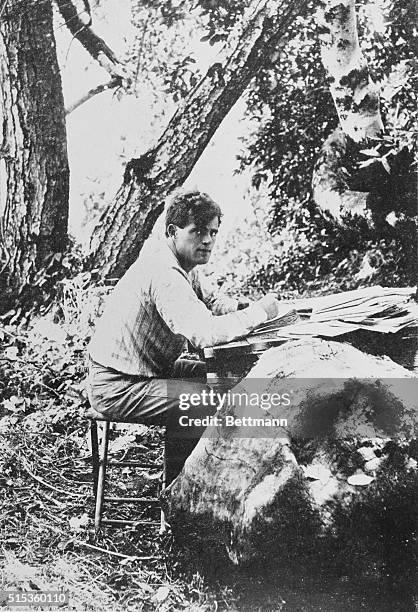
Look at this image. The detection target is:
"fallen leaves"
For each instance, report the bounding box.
[152,585,171,603]
[347,473,374,486]
[303,463,332,482]
[69,513,90,532]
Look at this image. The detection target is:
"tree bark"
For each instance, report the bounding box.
[0,0,69,314]
[317,0,383,142]
[89,0,307,279]
[162,339,417,566]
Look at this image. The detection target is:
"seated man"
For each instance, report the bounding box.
[87,190,279,480]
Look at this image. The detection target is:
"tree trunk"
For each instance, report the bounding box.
[317,0,383,142]
[89,0,306,279]
[162,339,417,567]
[312,1,386,220]
[0,0,69,314]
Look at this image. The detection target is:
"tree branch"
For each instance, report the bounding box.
[0,0,7,20]
[65,76,122,115]
[54,0,128,80]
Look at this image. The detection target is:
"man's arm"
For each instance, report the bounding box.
[151,267,273,349]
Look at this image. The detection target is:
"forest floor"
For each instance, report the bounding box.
[0,279,416,611]
[2,405,414,612]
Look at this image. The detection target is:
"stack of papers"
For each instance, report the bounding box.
[276,286,417,338]
[207,287,417,354]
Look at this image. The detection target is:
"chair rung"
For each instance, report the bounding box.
[106,460,157,468]
[89,417,166,533]
[100,519,161,526]
[104,496,160,503]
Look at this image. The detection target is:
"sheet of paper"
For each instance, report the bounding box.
[279,321,361,338]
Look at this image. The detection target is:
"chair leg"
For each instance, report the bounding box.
[90,420,166,533]
[90,421,99,497]
[94,421,110,533]
[159,447,168,534]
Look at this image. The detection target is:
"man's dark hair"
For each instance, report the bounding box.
[165,190,222,236]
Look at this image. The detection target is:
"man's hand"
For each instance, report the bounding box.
[257,293,280,320]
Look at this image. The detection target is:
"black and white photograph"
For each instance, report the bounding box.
[0,0,417,610]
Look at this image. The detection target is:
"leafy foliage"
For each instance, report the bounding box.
[127,2,201,104]
[242,0,417,203]
[231,0,418,293]
[211,190,417,300]
[0,240,86,325]
[87,0,417,296]
[246,198,417,295]
[356,0,418,172]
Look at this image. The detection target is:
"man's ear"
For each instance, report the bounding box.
[167,224,177,238]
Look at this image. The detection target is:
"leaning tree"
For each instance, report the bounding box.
[87,0,307,278]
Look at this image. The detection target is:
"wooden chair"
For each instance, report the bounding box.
[86,404,167,533]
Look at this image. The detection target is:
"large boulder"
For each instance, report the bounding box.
[161,339,417,571]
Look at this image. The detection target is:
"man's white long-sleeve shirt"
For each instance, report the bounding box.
[88,239,266,377]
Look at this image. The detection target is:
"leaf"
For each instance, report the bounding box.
[3,396,25,413]
[152,586,171,603]
[142,470,163,481]
[113,423,149,437]
[380,157,391,174]
[359,148,380,157]
[119,557,134,566]
[358,158,378,168]
[57,539,73,551]
[108,433,136,455]
[69,513,90,532]
[407,458,417,470]
[364,458,381,473]
[357,446,376,462]
[347,473,374,486]
[133,580,154,593]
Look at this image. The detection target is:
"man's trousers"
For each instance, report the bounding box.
[87,358,215,483]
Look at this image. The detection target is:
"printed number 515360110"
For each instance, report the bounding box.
[0,591,69,607]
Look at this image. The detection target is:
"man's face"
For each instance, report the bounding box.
[171,216,219,271]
